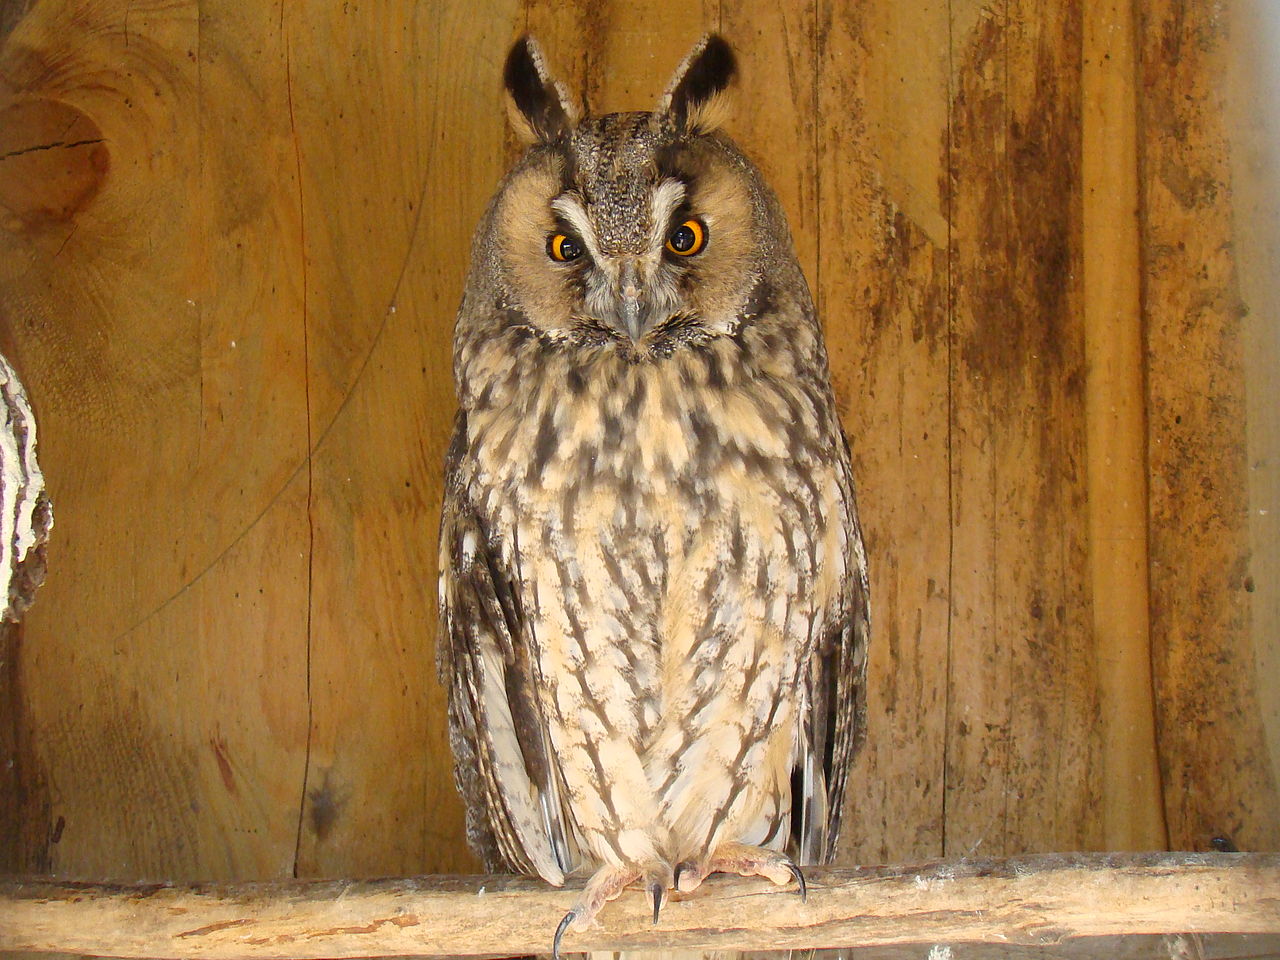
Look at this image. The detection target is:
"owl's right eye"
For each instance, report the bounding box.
[548,234,583,263]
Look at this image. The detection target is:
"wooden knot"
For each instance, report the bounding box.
[0,99,108,234]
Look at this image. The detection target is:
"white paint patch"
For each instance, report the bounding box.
[0,353,51,621]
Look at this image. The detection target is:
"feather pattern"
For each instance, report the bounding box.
[438,35,869,926]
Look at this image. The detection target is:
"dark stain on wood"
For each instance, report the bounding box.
[306,913,421,939]
[211,737,237,796]
[176,918,257,939]
[308,769,347,842]
[0,621,52,873]
[864,207,947,354]
[951,16,1081,394]
[943,0,1100,855]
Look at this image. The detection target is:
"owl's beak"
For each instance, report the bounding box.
[617,260,646,341]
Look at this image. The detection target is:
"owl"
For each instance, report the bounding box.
[437,34,868,956]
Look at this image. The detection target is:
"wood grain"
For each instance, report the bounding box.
[816,0,952,864]
[1081,0,1166,849]
[1228,0,1280,822]
[944,0,1101,855]
[0,0,313,878]
[1138,0,1280,851]
[2,855,1277,959]
[0,623,50,873]
[286,0,516,880]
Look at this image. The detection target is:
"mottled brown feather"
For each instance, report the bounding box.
[438,35,869,901]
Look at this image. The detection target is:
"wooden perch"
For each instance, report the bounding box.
[2,853,1277,958]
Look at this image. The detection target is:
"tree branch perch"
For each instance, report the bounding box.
[2,853,1277,959]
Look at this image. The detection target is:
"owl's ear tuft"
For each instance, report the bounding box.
[657,34,737,135]
[504,36,577,144]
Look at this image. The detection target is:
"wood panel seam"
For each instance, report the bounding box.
[282,15,317,880]
[1129,0,1171,851]
[941,0,957,860]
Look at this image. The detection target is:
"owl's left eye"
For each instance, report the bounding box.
[665,219,707,256]
[548,233,583,263]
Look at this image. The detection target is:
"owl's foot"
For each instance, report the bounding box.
[551,864,640,960]
[550,849,802,958]
[673,842,806,901]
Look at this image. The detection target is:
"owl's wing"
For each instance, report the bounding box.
[795,434,870,865]
[437,413,574,883]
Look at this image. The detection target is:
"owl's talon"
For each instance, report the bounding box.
[552,909,575,960]
[674,860,704,893]
[649,880,664,924]
[787,861,807,902]
[554,864,639,955]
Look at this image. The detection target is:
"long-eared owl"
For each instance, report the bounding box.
[437,33,869,951]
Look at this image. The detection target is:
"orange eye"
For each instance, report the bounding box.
[665,219,706,256]
[548,233,583,262]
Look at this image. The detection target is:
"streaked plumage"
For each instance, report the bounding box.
[437,34,868,947]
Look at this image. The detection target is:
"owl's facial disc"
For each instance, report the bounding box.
[587,251,685,343]
[550,162,691,342]
[550,209,679,344]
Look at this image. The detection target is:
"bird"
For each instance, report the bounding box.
[437,33,869,957]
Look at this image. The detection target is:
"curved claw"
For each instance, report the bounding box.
[649,880,664,924]
[552,909,576,960]
[673,860,702,893]
[786,861,808,902]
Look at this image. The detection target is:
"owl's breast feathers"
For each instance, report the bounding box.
[439,283,868,880]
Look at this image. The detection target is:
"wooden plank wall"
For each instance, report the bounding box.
[0,0,1275,883]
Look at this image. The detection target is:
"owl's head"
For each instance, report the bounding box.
[481,35,793,352]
